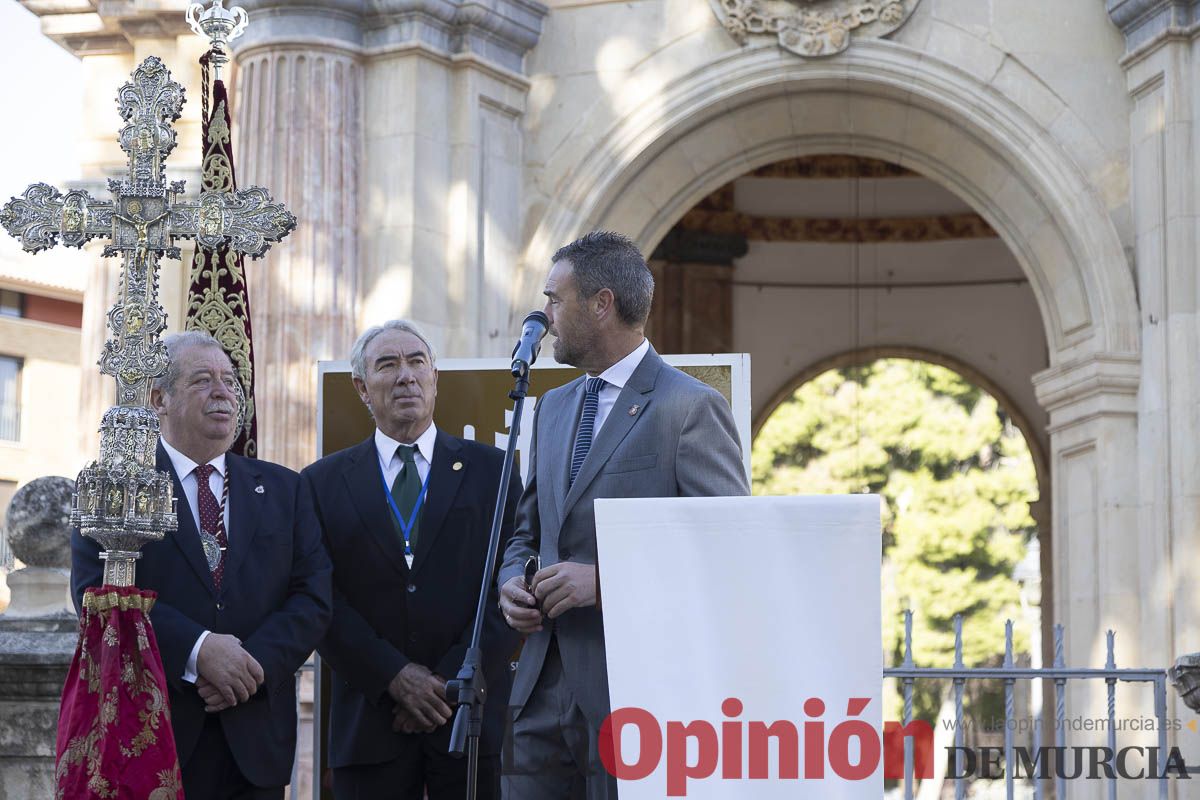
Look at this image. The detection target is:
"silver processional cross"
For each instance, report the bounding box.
[0,55,296,586]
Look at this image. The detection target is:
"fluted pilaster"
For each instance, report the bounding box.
[230,0,544,467]
[235,47,362,469]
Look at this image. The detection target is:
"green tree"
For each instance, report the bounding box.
[753,359,1037,720]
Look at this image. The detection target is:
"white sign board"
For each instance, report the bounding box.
[595,495,882,799]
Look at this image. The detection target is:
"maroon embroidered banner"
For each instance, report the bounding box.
[55,586,183,799]
[185,59,259,458]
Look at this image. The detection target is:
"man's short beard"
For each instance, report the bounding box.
[553,337,582,367]
[554,329,598,368]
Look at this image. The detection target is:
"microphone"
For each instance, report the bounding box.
[511,311,549,378]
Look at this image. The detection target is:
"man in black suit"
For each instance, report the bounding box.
[301,319,521,799]
[71,331,333,800]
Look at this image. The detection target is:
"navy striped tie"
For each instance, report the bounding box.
[569,377,607,486]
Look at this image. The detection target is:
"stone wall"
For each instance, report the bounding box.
[0,477,77,799]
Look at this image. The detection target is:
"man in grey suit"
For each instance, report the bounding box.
[498,231,750,798]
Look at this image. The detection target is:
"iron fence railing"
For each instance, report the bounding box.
[884,611,1169,800]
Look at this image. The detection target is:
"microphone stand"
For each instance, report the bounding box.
[446,362,533,800]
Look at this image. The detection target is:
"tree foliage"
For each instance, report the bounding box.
[752,359,1039,717]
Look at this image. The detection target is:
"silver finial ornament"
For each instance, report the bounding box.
[187,0,249,81]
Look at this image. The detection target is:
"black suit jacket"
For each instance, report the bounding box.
[301,430,521,768]
[71,445,333,788]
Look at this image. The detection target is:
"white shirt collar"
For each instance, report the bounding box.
[160,436,227,481]
[590,338,650,390]
[375,422,439,466]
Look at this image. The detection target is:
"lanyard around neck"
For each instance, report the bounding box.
[378,456,431,556]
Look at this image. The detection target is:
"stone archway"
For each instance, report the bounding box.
[524,41,1149,672]
[526,41,1137,363]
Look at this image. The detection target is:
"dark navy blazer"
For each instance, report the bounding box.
[301,430,521,769]
[71,444,332,788]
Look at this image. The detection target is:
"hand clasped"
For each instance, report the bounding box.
[531,561,597,619]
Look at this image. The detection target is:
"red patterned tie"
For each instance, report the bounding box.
[194,463,228,590]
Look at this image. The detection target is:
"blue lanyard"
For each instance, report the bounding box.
[378,459,431,556]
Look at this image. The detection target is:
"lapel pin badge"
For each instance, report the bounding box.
[452,461,463,471]
[628,404,640,416]
[254,485,265,494]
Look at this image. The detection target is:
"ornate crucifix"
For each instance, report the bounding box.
[0,56,295,586]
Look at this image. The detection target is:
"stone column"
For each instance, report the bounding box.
[1033,358,1142,665]
[1033,357,1152,796]
[1108,3,1200,794]
[234,1,365,469]
[233,0,546,469]
[360,0,548,358]
[0,477,78,799]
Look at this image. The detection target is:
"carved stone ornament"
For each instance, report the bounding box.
[710,0,921,57]
[1170,653,1200,714]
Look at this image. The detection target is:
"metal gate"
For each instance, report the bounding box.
[885,611,1170,800]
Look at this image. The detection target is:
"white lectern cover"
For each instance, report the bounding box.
[595,494,882,799]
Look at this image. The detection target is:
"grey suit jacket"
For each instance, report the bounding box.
[499,345,750,728]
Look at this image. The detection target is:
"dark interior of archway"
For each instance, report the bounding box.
[645,153,1001,354]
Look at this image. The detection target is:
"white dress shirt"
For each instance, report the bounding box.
[161,437,230,536]
[374,422,437,488]
[159,437,229,684]
[588,338,650,436]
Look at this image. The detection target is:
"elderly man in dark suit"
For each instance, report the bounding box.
[302,320,521,799]
[498,231,751,799]
[71,331,333,800]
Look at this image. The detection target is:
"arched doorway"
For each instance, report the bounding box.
[644,148,1061,667]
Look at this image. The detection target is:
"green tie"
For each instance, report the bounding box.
[390,444,422,550]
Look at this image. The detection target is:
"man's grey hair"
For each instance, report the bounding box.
[350,320,437,381]
[153,330,229,394]
[552,230,654,326]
